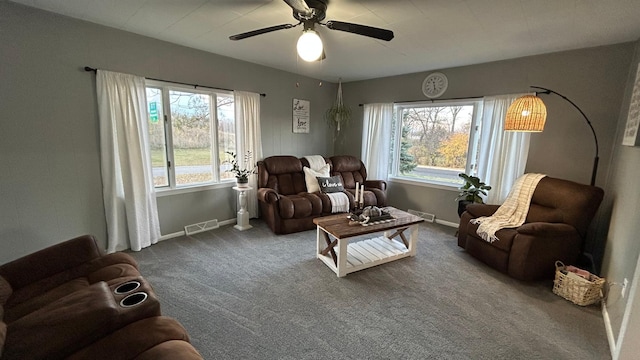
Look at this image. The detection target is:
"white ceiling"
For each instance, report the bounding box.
[11,0,640,82]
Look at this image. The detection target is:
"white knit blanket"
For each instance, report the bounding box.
[326,192,349,213]
[304,155,326,171]
[471,173,546,243]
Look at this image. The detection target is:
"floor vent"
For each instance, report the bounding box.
[408,209,435,223]
[184,219,219,235]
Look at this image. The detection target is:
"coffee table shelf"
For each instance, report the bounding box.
[335,236,410,272]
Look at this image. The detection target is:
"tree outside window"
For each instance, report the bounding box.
[391,100,481,186]
[145,82,236,189]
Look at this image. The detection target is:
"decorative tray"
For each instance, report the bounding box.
[348,207,395,226]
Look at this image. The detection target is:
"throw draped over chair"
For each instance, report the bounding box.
[457,176,604,281]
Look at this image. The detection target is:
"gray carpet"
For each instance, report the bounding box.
[129,220,610,360]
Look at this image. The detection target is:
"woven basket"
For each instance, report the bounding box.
[552,261,605,306]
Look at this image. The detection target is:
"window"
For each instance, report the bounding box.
[390,99,482,187]
[145,81,236,190]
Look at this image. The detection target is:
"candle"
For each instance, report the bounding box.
[355,182,359,204]
[360,184,364,204]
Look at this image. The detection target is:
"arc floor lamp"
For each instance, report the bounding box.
[505,86,599,186]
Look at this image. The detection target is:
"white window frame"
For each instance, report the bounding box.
[389,99,483,189]
[145,80,236,196]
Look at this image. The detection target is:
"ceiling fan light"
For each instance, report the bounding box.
[297,29,323,62]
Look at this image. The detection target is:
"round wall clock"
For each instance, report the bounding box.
[422,72,448,98]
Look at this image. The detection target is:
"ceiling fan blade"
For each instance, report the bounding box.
[229,24,296,40]
[325,20,394,41]
[283,0,312,16]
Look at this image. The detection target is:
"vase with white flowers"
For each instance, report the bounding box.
[225,151,257,188]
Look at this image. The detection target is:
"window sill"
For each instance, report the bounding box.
[155,181,235,197]
[388,176,460,192]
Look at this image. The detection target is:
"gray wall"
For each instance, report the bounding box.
[0,2,336,262]
[600,38,640,351]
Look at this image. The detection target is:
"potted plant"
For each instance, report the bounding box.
[225,151,257,187]
[325,79,351,141]
[455,173,491,217]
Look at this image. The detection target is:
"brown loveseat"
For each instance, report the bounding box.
[257,155,387,234]
[457,176,604,281]
[0,235,202,359]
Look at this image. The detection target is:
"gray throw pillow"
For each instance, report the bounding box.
[317,176,345,193]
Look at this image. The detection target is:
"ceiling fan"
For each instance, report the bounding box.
[229,0,394,61]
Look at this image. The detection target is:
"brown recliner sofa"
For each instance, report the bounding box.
[257,155,387,234]
[457,176,604,281]
[0,234,203,359]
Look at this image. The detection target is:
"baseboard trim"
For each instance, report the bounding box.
[161,217,458,239]
[159,231,184,241]
[159,218,237,241]
[602,300,617,359]
[435,219,459,228]
[219,218,237,227]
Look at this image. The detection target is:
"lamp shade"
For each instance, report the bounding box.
[505,95,547,132]
[297,29,323,62]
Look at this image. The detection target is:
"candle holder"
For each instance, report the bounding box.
[351,204,363,216]
[354,183,365,211]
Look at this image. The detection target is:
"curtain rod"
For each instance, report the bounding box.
[84,67,266,97]
[358,95,483,106]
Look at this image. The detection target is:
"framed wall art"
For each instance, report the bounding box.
[293,98,310,133]
[623,62,640,146]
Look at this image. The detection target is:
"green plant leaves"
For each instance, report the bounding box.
[455,172,491,203]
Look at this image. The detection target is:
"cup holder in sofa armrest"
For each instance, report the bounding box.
[114,280,141,294]
[119,292,148,308]
[110,276,161,322]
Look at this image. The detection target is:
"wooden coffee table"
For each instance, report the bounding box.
[314,207,424,277]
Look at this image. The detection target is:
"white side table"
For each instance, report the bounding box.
[232,186,253,231]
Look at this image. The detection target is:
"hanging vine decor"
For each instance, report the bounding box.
[325,79,351,141]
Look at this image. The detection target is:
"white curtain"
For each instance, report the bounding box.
[234,91,262,218]
[477,93,532,204]
[97,70,161,252]
[362,103,393,180]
